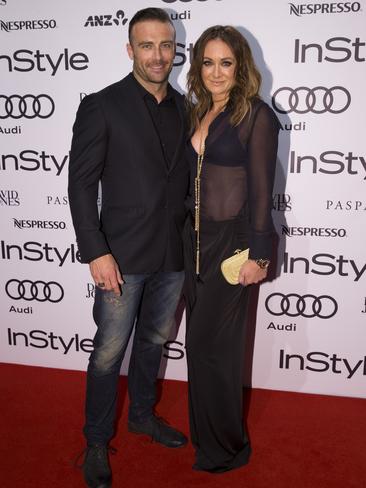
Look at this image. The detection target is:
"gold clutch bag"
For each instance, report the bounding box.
[221,248,250,285]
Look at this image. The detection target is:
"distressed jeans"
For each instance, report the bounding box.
[83,271,185,445]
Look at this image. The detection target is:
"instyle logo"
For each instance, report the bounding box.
[289,2,361,16]
[279,349,366,379]
[283,252,366,282]
[265,293,338,319]
[0,95,55,120]
[0,240,81,267]
[272,86,351,114]
[7,328,93,354]
[326,200,365,211]
[1,150,68,176]
[84,10,128,27]
[273,193,292,211]
[5,279,64,303]
[281,225,347,237]
[294,37,365,63]
[0,190,20,206]
[289,150,366,180]
[13,219,66,230]
[0,49,89,76]
[0,19,57,33]
[163,340,185,360]
[174,42,194,66]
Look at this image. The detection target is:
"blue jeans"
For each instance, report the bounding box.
[84,271,185,445]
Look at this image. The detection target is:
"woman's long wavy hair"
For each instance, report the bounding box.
[186,25,261,132]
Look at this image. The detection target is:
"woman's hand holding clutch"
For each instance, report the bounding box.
[238,259,268,286]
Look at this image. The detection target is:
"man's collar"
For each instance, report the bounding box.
[131,72,174,102]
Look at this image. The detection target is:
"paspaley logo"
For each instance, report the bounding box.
[265,293,338,319]
[289,150,366,180]
[272,86,351,114]
[0,150,68,176]
[0,49,89,76]
[281,225,347,237]
[0,95,55,119]
[325,200,366,211]
[0,190,19,206]
[13,218,66,230]
[0,19,57,32]
[45,194,101,206]
[279,349,366,379]
[294,37,365,63]
[84,10,128,27]
[5,279,64,303]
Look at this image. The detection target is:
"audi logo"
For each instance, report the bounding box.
[265,293,338,319]
[5,279,64,303]
[0,94,55,119]
[272,86,351,114]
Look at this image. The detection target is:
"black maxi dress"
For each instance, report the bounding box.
[184,98,280,473]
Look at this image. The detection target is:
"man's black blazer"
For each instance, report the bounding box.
[68,73,189,273]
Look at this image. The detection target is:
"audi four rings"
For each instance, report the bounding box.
[0,94,55,119]
[265,293,338,319]
[5,279,64,303]
[271,86,351,114]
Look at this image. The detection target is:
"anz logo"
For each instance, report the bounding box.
[84,10,128,28]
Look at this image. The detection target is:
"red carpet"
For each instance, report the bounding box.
[1,363,365,488]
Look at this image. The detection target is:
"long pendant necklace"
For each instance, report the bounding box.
[194,103,227,276]
[194,137,205,276]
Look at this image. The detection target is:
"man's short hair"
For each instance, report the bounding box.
[128,7,175,43]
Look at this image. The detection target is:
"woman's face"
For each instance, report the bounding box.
[201,38,237,102]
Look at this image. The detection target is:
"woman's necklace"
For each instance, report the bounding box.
[194,102,227,276]
[194,127,205,276]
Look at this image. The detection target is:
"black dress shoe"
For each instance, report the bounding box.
[83,444,113,488]
[128,415,188,448]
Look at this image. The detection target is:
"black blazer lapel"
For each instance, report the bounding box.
[168,89,186,174]
[111,74,167,173]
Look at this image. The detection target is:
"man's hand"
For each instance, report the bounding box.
[238,259,268,287]
[89,254,123,296]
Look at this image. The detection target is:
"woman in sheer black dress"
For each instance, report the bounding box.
[184,26,280,473]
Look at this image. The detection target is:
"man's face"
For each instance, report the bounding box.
[127,20,176,86]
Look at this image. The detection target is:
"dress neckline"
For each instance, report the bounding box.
[189,109,227,155]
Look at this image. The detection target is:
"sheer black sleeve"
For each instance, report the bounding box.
[246,103,280,259]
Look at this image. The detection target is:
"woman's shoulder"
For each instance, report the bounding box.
[250,97,281,130]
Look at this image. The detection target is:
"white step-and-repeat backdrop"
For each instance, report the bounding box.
[1,0,365,398]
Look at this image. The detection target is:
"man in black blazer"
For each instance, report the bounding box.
[68,8,188,488]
